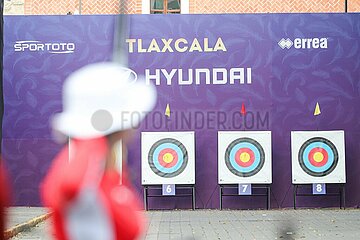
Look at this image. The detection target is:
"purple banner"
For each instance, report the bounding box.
[3,14,360,208]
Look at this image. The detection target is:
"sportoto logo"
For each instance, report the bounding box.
[278,37,328,49]
[14,40,76,54]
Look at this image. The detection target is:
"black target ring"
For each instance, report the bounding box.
[148,138,188,178]
[298,137,338,177]
[225,137,265,177]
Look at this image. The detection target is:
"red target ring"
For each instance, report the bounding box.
[235,148,255,167]
[308,147,328,167]
[158,148,178,168]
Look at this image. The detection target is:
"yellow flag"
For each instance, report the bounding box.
[165,103,171,117]
[314,102,321,116]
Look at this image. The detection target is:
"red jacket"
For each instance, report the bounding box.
[0,162,10,240]
[41,137,145,240]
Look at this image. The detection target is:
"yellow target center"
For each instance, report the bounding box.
[163,153,174,163]
[313,152,324,162]
[239,152,251,163]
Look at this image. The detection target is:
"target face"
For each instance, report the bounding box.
[148,138,188,178]
[298,137,338,177]
[291,131,346,184]
[142,132,195,185]
[225,137,265,177]
[218,131,272,184]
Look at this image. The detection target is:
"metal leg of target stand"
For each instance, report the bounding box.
[267,186,271,210]
[143,186,148,211]
[294,185,297,210]
[340,185,345,209]
[219,186,223,210]
[192,186,196,210]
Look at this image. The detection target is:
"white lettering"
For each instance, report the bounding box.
[312,38,319,48]
[247,68,252,84]
[145,69,160,85]
[14,41,76,54]
[67,43,75,51]
[294,38,301,48]
[127,38,227,53]
[212,68,227,85]
[189,38,202,52]
[320,38,328,48]
[137,39,146,53]
[161,39,174,52]
[175,38,188,52]
[148,39,160,52]
[145,68,252,86]
[293,37,328,49]
[14,43,22,51]
[229,68,244,84]
[195,69,210,85]
[161,69,177,85]
[178,69,193,85]
[126,39,136,53]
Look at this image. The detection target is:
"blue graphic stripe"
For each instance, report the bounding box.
[229,142,260,173]
[302,142,334,173]
[152,143,184,174]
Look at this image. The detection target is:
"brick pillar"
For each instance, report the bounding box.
[348,0,360,12]
[119,0,143,14]
[25,0,78,15]
[191,0,344,14]
[81,0,119,14]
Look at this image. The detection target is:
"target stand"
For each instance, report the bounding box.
[218,131,272,210]
[141,132,196,210]
[143,184,196,210]
[293,184,345,209]
[219,184,271,210]
[291,131,346,209]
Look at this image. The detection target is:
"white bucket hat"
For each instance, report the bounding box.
[52,62,157,139]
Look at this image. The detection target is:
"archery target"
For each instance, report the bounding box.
[142,132,195,184]
[291,131,346,184]
[218,131,272,184]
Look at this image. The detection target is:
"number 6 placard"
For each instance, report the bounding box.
[162,184,176,195]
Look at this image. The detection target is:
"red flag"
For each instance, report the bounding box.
[41,137,145,240]
[241,103,246,115]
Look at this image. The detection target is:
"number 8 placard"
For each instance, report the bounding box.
[142,132,195,185]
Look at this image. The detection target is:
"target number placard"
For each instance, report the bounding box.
[312,183,326,195]
[162,184,176,195]
[142,132,195,185]
[291,131,346,184]
[238,184,252,195]
[218,131,272,184]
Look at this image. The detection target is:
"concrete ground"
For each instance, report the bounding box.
[6,207,48,230]
[6,208,360,239]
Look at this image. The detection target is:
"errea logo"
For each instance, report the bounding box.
[278,38,328,49]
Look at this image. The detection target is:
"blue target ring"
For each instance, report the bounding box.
[302,142,334,173]
[229,142,261,173]
[298,137,338,177]
[152,143,184,174]
[225,137,265,177]
[148,138,188,178]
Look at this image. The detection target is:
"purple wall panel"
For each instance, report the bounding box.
[2,14,360,208]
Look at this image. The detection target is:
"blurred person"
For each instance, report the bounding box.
[0,161,10,240]
[41,62,156,240]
